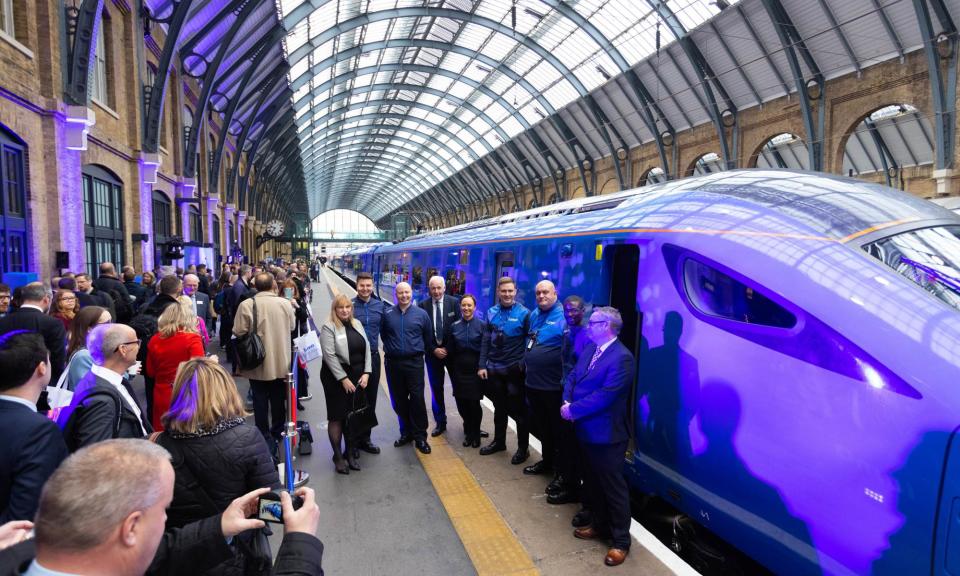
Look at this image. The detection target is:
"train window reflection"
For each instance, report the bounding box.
[863,225,960,311]
[683,259,797,328]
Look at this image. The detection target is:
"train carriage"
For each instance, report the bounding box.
[363,170,960,576]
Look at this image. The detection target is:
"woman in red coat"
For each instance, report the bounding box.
[146,302,205,430]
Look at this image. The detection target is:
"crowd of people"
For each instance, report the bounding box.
[0,257,636,571]
[0,261,323,575]
[329,271,635,567]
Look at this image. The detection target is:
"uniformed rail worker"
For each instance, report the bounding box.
[444,294,486,448]
[523,280,567,493]
[380,282,435,454]
[478,276,531,464]
[352,272,391,454]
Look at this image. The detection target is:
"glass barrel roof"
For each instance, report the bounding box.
[275,0,733,219]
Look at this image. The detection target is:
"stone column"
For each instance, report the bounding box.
[177,178,197,242]
[237,211,247,255]
[206,196,220,244]
[139,153,162,271]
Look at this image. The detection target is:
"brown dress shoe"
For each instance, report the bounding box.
[604,548,629,567]
[573,526,601,540]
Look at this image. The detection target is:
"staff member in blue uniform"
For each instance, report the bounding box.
[352,271,390,454]
[444,294,485,448]
[380,281,435,454]
[419,275,460,437]
[523,280,567,482]
[561,306,635,567]
[478,276,530,464]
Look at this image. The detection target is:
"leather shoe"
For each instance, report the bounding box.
[547,489,580,505]
[471,437,481,448]
[479,430,489,438]
[604,548,629,567]
[463,437,473,447]
[431,425,446,437]
[415,440,432,454]
[523,460,551,476]
[545,475,565,496]
[347,456,361,471]
[479,441,506,455]
[510,449,530,465]
[574,526,602,540]
[359,441,381,454]
[394,435,413,447]
[571,509,592,528]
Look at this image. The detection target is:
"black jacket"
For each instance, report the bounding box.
[0,400,68,522]
[142,293,180,319]
[419,295,461,348]
[125,280,150,311]
[160,420,280,529]
[0,307,67,387]
[0,524,323,576]
[58,372,152,452]
[94,274,131,304]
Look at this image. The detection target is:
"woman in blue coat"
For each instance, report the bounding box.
[444,294,485,447]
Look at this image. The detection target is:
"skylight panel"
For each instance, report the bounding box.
[479,33,517,61]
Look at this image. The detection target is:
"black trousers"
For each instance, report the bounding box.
[359,350,381,443]
[526,388,563,468]
[385,356,428,441]
[559,419,583,490]
[579,440,631,550]
[425,354,448,427]
[250,378,287,454]
[455,396,482,439]
[485,364,528,451]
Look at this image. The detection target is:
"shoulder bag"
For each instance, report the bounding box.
[234,298,266,370]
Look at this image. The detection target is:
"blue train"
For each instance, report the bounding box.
[338,170,960,576]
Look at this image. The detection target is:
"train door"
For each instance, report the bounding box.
[603,244,641,354]
[495,251,516,281]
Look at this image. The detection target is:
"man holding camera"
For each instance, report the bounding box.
[0,439,323,575]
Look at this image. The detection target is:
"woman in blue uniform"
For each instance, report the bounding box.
[445,294,486,447]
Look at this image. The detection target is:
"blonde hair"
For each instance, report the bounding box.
[157,300,200,338]
[161,357,248,433]
[329,294,354,328]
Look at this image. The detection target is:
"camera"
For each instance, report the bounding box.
[256,490,304,524]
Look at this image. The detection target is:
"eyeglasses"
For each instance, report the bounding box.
[60,296,77,301]
[588,320,609,326]
[116,339,141,351]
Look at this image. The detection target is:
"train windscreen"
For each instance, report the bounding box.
[864,225,960,311]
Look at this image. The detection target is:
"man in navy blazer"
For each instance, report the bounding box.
[561,306,634,567]
[0,331,68,523]
[419,275,460,436]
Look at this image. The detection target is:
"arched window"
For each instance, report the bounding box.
[82,165,124,276]
[0,126,28,274]
[188,205,202,243]
[152,190,172,265]
[89,11,113,107]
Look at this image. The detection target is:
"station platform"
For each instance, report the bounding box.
[259,268,689,575]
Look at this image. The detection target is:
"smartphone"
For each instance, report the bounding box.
[257,490,304,524]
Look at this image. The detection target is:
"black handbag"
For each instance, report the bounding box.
[234,298,265,370]
[345,383,378,440]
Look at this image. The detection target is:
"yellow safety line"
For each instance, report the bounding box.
[320,268,539,576]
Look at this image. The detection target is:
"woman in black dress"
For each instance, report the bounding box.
[319,294,372,474]
[444,294,486,447]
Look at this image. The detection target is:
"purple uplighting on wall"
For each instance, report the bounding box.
[56,116,86,272]
[139,158,155,271]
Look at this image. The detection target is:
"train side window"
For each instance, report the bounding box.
[445,268,465,296]
[683,259,796,328]
[412,266,423,287]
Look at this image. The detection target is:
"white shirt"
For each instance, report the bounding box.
[0,394,37,411]
[91,365,147,435]
[20,304,45,313]
[23,559,80,576]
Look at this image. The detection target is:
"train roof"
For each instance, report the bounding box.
[387,170,958,251]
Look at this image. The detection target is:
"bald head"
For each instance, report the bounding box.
[182,274,199,296]
[535,280,558,310]
[88,323,138,369]
[395,282,413,309]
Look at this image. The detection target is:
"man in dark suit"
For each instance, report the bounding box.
[419,275,460,436]
[183,273,212,336]
[561,306,635,567]
[58,323,151,452]
[0,332,68,523]
[223,265,254,373]
[0,283,67,391]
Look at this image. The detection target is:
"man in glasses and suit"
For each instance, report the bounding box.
[561,306,634,567]
[59,324,151,452]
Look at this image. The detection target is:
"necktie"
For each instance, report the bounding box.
[434,300,442,343]
[588,345,603,371]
